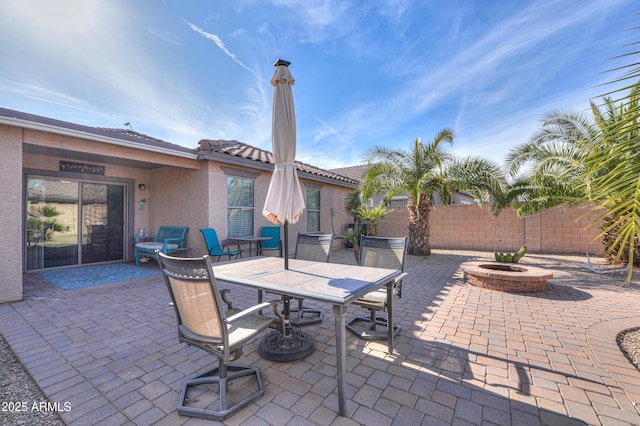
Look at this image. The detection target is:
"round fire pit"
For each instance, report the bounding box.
[461,261,553,293]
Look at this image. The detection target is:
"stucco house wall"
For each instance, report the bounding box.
[0,125,24,303]
[147,164,207,253]
[145,157,353,258]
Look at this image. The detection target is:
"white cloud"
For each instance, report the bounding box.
[307,0,631,164]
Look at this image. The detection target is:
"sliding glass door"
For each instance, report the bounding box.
[26,178,79,269]
[26,177,126,270]
[81,183,125,264]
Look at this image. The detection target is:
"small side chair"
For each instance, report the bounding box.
[157,252,279,421]
[200,228,242,261]
[346,236,407,340]
[289,233,333,327]
[260,226,282,257]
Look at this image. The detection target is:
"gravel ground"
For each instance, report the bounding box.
[1,248,638,425]
[0,333,64,426]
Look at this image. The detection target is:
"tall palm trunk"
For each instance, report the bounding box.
[407,194,432,255]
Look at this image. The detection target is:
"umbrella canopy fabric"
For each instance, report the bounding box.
[262,62,305,226]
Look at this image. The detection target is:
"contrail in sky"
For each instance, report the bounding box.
[184,20,265,83]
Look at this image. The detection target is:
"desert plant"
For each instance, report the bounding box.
[495,245,527,263]
[356,204,392,237]
[335,224,366,261]
[28,205,64,238]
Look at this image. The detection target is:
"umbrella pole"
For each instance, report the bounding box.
[284,222,289,269]
[258,218,315,362]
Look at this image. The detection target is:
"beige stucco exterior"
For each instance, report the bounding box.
[0,125,24,303]
[0,111,356,303]
[143,161,353,258]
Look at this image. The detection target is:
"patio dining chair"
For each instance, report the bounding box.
[157,252,280,421]
[289,233,333,327]
[346,236,407,340]
[260,226,282,257]
[200,228,242,261]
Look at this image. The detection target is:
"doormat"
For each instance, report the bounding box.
[37,264,160,291]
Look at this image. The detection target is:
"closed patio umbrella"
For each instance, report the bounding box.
[259,59,315,362]
[262,59,305,269]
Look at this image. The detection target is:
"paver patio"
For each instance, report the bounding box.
[1,254,640,425]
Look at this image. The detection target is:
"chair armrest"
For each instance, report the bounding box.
[208,244,233,255]
[395,272,408,298]
[220,289,233,309]
[358,272,409,304]
[225,300,280,324]
[164,237,185,246]
[393,272,408,283]
[220,242,234,252]
[222,240,242,251]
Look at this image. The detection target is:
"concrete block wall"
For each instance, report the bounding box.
[535,206,603,254]
[375,204,604,255]
[374,208,406,237]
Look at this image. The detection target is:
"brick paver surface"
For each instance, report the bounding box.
[1,259,640,425]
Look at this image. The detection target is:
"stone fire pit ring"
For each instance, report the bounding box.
[461,261,553,293]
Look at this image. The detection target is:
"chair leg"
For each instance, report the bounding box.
[346,309,400,341]
[178,362,264,421]
[290,298,323,327]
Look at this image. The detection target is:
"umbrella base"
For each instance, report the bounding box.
[258,329,315,362]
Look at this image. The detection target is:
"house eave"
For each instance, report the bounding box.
[0,115,198,160]
[197,151,357,189]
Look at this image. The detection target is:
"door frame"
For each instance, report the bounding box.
[23,168,135,271]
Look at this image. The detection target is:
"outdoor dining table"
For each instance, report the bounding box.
[226,236,272,257]
[212,256,402,416]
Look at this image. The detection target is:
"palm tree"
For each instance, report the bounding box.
[502,108,600,216]
[506,86,640,282]
[587,85,640,279]
[360,129,506,255]
[344,187,364,222]
[589,20,640,281]
[356,204,392,237]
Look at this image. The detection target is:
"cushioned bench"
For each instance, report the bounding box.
[135,226,189,266]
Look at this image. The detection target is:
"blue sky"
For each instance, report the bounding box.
[0,1,637,169]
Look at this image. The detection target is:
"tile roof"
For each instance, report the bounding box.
[95,128,194,153]
[199,139,359,185]
[328,164,370,183]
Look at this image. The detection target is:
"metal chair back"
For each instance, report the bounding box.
[294,233,333,262]
[261,226,282,256]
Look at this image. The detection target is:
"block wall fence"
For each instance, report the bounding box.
[375,204,604,255]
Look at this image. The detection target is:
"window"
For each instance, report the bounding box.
[388,195,408,207]
[227,176,254,237]
[306,188,320,232]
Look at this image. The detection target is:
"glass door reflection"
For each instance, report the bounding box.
[26,177,126,270]
[26,178,79,269]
